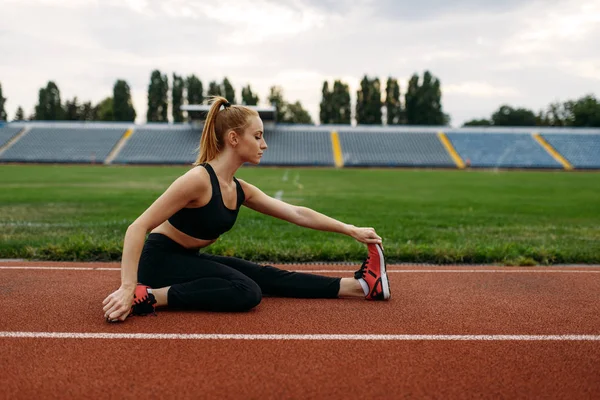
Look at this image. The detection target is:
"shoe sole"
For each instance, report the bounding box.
[375,244,391,300]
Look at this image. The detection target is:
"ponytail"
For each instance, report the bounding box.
[194,96,259,166]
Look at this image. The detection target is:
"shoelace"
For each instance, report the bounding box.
[133,293,148,305]
[354,256,370,280]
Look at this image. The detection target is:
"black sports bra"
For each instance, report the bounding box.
[168,163,245,240]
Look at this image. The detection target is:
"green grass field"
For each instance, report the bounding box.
[1,164,599,265]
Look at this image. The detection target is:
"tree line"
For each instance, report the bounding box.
[463,96,600,127]
[0,71,313,124]
[1,72,599,127]
[320,71,449,125]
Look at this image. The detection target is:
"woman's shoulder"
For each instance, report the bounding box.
[177,165,211,190]
[234,178,260,203]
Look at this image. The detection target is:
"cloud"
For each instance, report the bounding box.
[558,59,600,81]
[0,0,598,126]
[443,82,521,98]
[194,1,327,45]
[502,0,600,55]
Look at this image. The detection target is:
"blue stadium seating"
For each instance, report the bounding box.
[113,126,200,164]
[0,126,22,148]
[542,134,600,169]
[446,132,561,168]
[338,130,454,167]
[0,127,125,163]
[259,128,334,166]
[1,123,598,170]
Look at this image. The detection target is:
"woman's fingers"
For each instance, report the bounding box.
[104,302,125,319]
[108,305,129,320]
[103,298,116,313]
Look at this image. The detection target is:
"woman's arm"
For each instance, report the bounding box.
[103,168,210,321]
[238,179,383,246]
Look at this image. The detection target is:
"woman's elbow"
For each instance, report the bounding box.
[127,222,151,235]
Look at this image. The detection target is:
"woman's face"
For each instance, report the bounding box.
[237,116,267,164]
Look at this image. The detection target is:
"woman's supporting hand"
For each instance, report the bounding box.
[350,226,384,250]
[102,285,135,322]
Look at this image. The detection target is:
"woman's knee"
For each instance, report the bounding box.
[231,280,262,311]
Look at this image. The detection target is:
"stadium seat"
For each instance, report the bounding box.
[0,126,23,148]
[542,133,600,169]
[113,126,199,164]
[446,132,561,168]
[0,126,125,163]
[338,130,454,167]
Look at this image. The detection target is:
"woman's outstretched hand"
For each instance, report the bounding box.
[350,226,384,250]
[102,285,135,322]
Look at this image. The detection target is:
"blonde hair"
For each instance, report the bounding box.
[194,96,259,165]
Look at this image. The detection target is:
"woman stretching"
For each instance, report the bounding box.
[102,97,391,322]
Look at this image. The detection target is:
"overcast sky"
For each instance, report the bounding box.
[1,0,599,126]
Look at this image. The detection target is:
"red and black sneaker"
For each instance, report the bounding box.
[354,243,391,300]
[130,284,157,316]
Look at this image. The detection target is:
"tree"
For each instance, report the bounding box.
[537,101,573,126]
[570,95,600,127]
[491,105,536,126]
[97,97,114,121]
[405,74,419,125]
[14,106,24,121]
[34,81,64,120]
[405,71,446,125]
[535,95,600,127]
[284,101,313,124]
[268,86,286,122]
[268,86,313,124]
[0,82,6,121]
[241,84,259,105]
[222,77,236,104]
[113,80,136,122]
[64,97,81,120]
[147,70,169,122]
[463,119,492,126]
[171,73,184,123]
[356,75,382,124]
[207,81,222,97]
[79,102,98,121]
[385,77,402,125]
[331,80,351,124]
[420,71,444,125]
[319,81,332,124]
[186,75,204,105]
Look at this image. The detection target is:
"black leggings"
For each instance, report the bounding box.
[137,233,342,312]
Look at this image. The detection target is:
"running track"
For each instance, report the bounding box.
[1,261,599,399]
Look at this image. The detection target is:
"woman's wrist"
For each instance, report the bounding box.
[121,282,136,291]
[344,224,357,237]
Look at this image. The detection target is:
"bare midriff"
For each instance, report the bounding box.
[150,220,217,250]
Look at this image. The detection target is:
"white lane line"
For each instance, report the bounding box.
[0,266,121,271]
[1,332,599,341]
[1,266,599,273]
[282,170,289,182]
[274,190,284,200]
[294,270,600,274]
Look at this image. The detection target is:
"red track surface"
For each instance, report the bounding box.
[1,261,599,399]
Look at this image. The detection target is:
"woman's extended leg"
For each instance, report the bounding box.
[200,253,363,298]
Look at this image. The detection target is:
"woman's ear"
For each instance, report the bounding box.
[228,130,238,147]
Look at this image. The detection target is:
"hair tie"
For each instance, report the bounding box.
[223,101,231,109]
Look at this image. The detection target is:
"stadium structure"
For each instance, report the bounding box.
[0,108,599,169]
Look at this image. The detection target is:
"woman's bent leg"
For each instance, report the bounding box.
[138,234,261,312]
[167,275,261,312]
